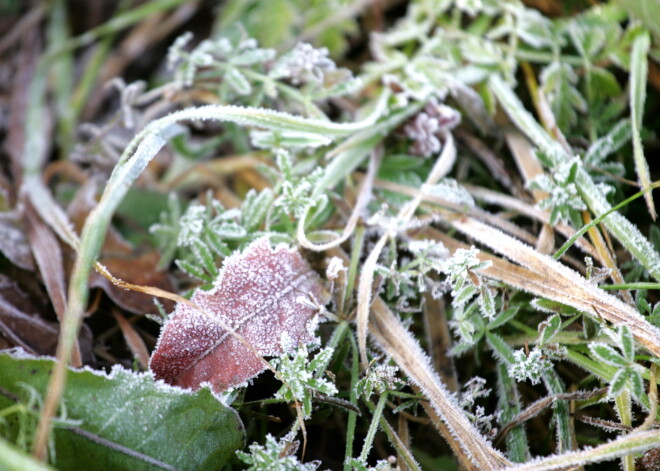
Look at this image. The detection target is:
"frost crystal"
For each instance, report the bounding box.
[509,348,551,385]
[423,178,475,207]
[271,345,337,418]
[529,156,586,224]
[150,237,330,393]
[356,363,402,400]
[237,433,319,471]
[326,256,346,280]
[176,204,206,246]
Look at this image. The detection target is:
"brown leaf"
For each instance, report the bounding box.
[113,310,150,369]
[0,210,34,271]
[150,237,329,393]
[0,274,58,355]
[68,179,175,314]
[91,252,175,314]
[25,199,84,367]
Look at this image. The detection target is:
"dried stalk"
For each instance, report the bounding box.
[356,134,456,367]
[369,297,511,469]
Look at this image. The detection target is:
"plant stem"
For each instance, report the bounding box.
[359,393,388,462]
[343,331,360,471]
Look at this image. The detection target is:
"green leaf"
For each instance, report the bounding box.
[212,222,247,240]
[630,370,645,399]
[175,259,213,283]
[619,325,635,362]
[241,188,273,232]
[590,343,628,368]
[608,368,628,398]
[191,239,218,278]
[540,61,587,132]
[584,119,631,165]
[487,306,519,330]
[205,231,231,257]
[542,369,573,453]
[478,285,496,320]
[617,0,660,41]
[117,188,172,231]
[0,352,244,471]
[495,364,530,463]
[485,332,515,364]
[589,67,622,100]
[539,314,562,345]
[225,67,252,96]
[0,437,57,471]
[453,284,477,307]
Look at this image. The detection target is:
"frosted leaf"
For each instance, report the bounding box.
[150,237,330,393]
[0,210,34,270]
[269,42,336,85]
[509,348,551,385]
[423,178,475,207]
[236,433,319,471]
[176,204,206,246]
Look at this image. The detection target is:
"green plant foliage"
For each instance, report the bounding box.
[0,352,244,471]
[216,0,359,56]
[9,0,660,469]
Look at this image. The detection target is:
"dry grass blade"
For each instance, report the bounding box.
[501,430,660,471]
[298,148,381,251]
[356,135,456,367]
[422,293,458,393]
[463,184,599,261]
[24,201,82,367]
[504,130,555,254]
[112,311,149,369]
[369,296,511,469]
[495,388,607,446]
[447,217,660,358]
[371,177,538,246]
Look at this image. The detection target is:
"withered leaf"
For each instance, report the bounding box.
[150,237,329,393]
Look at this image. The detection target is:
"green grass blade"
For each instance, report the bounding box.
[489,74,660,281]
[629,30,656,220]
[496,363,530,463]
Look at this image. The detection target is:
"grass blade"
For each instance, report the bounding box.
[629,30,655,220]
[489,74,660,282]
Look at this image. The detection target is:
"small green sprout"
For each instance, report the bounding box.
[236,433,319,471]
[271,345,337,419]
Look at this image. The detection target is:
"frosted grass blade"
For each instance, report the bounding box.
[629,31,655,220]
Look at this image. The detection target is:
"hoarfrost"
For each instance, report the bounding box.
[150,237,330,393]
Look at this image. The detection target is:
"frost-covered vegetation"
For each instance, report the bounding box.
[1,1,660,470]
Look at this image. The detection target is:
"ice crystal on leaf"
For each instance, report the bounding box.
[355,363,402,400]
[237,433,319,471]
[442,246,495,319]
[458,377,500,439]
[271,345,338,419]
[529,156,587,225]
[589,325,645,400]
[325,256,346,280]
[149,237,330,393]
[509,348,552,385]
